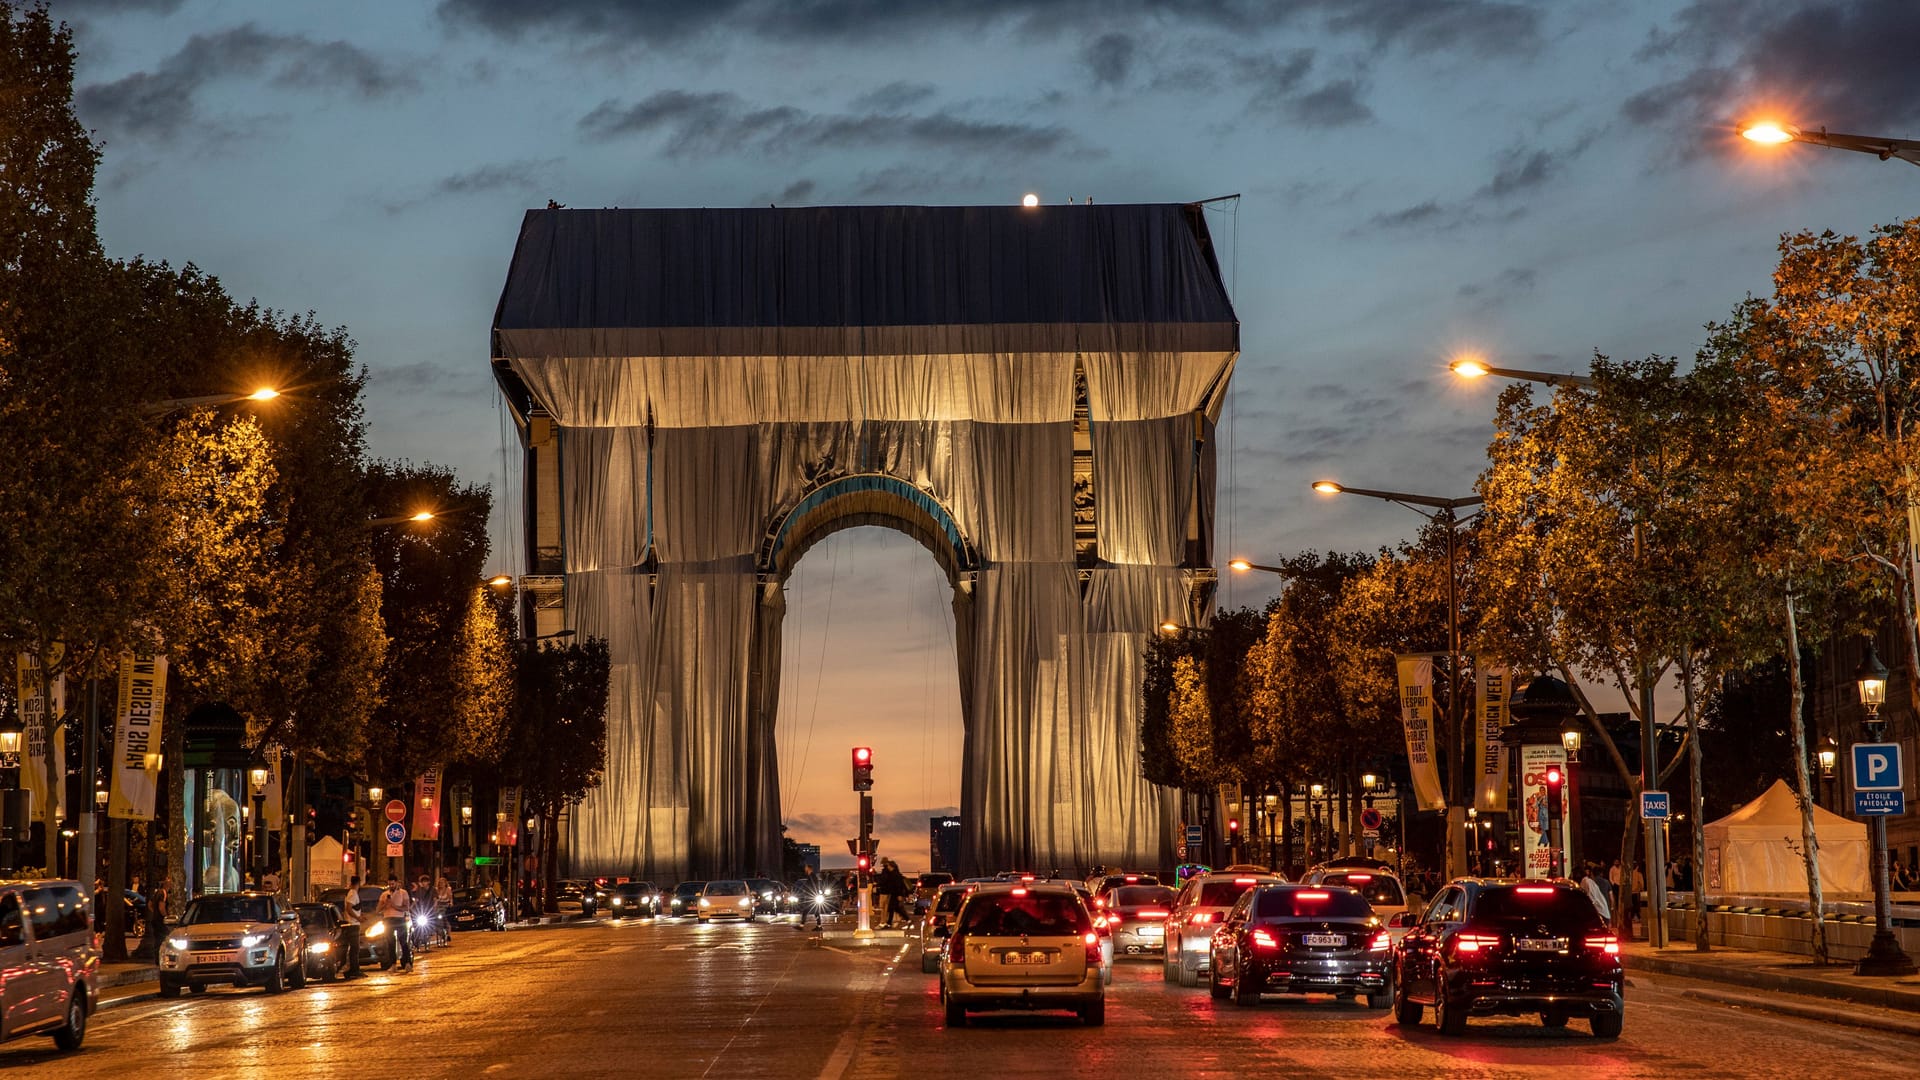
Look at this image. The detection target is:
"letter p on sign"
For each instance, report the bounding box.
[1852,743,1903,791]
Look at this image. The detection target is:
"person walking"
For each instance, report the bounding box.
[1581,863,1612,923]
[876,860,907,928]
[340,875,365,978]
[377,876,414,971]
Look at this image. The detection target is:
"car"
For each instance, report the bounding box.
[746,878,784,916]
[1207,884,1392,1008]
[315,885,394,969]
[918,883,972,972]
[668,881,708,918]
[912,872,955,917]
[0,878,99,1051]
[698,880,757,922]
[1163,870,1286,987]
[607,881,658,918]
[937,882,1104,1027]
[448,887,509,931]
[292,903,347,981]
[1089,872,1159,910]
[554,881,598,917]
[1103,884,1178,958]
[158,892,307,996]
[1303,865,1411,940]
[1393,878,1624,1039]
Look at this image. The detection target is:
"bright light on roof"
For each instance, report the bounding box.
[1021,193,1039,208]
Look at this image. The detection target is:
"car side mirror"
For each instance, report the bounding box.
[280,911,298,922]
[1387,912,1413,928]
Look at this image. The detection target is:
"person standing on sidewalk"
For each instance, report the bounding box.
[339,876,366,978]
[377,876,414,971]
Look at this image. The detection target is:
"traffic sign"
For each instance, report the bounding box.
[1640,791,1670,820]
[387,843,404,857]
[1855,790,1907,816]
[385,799,408,823]
[1185,825,1204,847]
[1359,807,1383,831]
[472,856,499,866]
[1853,743,1904,791]
[385,821,407,845]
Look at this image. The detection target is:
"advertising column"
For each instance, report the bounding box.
[1519,743,1571,879]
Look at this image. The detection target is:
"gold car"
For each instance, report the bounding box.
[937,882,1104,1026]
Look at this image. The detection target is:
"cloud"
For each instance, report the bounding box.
[1365,132,1590,232]
[1290,78,1373,127]
[579,90,1081,159]
[367,361,495,400]
[76,23,417,141]
[775,179,816,204]
[1081,32,1135,87]
[383,158,562,214]
[848,81,936,112]
[1625,0,1920,142]
[1457,265,1540,302]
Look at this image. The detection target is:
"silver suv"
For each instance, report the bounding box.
[0,878,99,1051]
[159,892,307,996]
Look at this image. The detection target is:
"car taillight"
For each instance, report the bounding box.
[948,932,966,963]
[1515,886,1556,895]
[1347,874,1373,882]
[1190,912,1214,925]
[1012,887,1028,897]
[1085,931,1102,965]
[1585,934,1620,956]
[1368,931,1391,952]
[1233,877,1257,885]
[1140,909,1169,919]
[1453,933,1501,954]
[1251,928,1279,949]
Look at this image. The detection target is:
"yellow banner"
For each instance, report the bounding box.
[1474,664,1511,813]
[109,651,167,821]
[1395,655,1447,812]
[15,651,66,823]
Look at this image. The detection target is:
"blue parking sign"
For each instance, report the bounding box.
[1853,743,1903,791]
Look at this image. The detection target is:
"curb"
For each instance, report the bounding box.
[1625,951,1920,1014]
[1680,988,1920,1038]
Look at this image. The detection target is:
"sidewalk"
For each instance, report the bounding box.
[1624,941,1920,1035]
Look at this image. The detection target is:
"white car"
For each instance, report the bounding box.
[1303,865,1411,942]
[159,892,307,996]
[697,880,757,923]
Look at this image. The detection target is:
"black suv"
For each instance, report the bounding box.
[1393,878,1623,1038]
[1208,884,1391,1007]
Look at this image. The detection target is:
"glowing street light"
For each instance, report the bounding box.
[1448,354,1593,389]
[1740,119,1920,166]
[138,385,286,416]
[1741,121,1796,145]
[1021,193,1040,208]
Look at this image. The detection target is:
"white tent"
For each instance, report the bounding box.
[307,835,345,890]
[1703,779,1870,896]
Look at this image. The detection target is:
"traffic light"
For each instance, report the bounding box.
[855,852,872,873]
[851,746,873,791]
[1544,766,1566,877]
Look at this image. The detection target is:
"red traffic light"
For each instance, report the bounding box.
[854,747,871,763]
[851,747,874,791]
[856,854,871,871]
[1545,767,1562,786]
[1228,818,1240,833]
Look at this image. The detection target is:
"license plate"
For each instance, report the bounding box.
[999,950,1050,965]
[1140,925,1164,938]
[194,951,238,964]
[1304,934,1345,947]
[1517,938,1564,952]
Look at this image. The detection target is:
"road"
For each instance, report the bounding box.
[10,916,1916,1078]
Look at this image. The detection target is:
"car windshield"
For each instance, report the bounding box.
[1113,886,1176,908]
[675,883,705,897]
[706,881,747,896]
[1472,886,1604,927]
[917,873,953,889]
[453,889,494,902]
[960,892,1089,937]
[1197,880,1266,908]
[1320,873,1404,905]
[1253,888,1374,919]
[933,889,967,913]
[614,884,647,896]
[295,907,332,928]
[185,896,271,924]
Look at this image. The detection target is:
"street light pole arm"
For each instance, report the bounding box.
[137,393,249,416]
[1479,364,1595,389]
[1797,128,1920,167]
[1319,484,1483,513]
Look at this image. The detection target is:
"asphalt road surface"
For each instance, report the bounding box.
[11,916,1917,1078]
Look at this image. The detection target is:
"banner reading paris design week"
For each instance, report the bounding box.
[15,651,67,822]
[108,651,168,821]
[1395,655,1447,812]
[1474,664,1511,813]
[412,768,442,842]
[498,786,521,847]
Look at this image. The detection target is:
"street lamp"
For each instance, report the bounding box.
[366,509,438,528]
[1448,354,1595,389]
[1741,121,1920,167]
[0,710,22,870]
[137,386,284,416]
[248,763,270,890]
[1312,480,1482,879]
[1852,643,1915,976]
[1562,728,1583,763]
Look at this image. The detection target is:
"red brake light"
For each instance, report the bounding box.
[1347,874,1372,882]
[1140,909,1169,919]
[1084,931,1102,965]
[1251,928,1279,949]
[1515,886,1556,895]
[1190,912,1214,925]
[1020,874,1035,882]
[1586,934,1620,956]
[1233,877,1257,885]
[1296,891,1330,901]
[948,931,965,963]
[1454,933,1501,953]
[1369,930,1391,952]
[1011,887,1028,897]
[1124,875,1139,883]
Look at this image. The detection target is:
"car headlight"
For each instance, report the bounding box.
[241,933,267,948]
[167,935,190,951]
[698,898,710,907]
[308,941,332,954]
[738,897,752,907]
[612,898,624,906]
[785,894,797,903]
[367,921,386,937]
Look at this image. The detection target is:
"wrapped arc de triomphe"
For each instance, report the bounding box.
[489,203,1239,880]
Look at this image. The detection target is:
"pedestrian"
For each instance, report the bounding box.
[1581,863,1612,922]
[376,875,414,971]
[878,860,911,928]
[340,875,365,978]
[262,868,281,896]
[797,865,825,929]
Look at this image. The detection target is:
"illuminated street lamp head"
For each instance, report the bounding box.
[1021,192,1039,208]
[1742,121,1797,145]
[1855,642,1889,709]
[410,510,435,522]
[1449,356,1491,378]
[1158,621,1182,635]
[249,765,270,792]
[1312,481,1343,495]
[489,574,513,588]
[246,387,281,401]
[1227,558,1252,572]
[1362,772,1377,790]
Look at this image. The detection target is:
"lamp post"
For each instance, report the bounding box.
[1309,481,1481,880]
[1449,355,1595,389]
[1818,746,1838,810]
[1309,783,1325,864]
[1741,121,1920,167]
[0,711,22,871]
[1852,644,1916,976]
[248,763,270,889]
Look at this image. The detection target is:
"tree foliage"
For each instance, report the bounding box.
[507,637,611,813]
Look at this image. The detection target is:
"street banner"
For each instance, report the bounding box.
[412,768,442,841]
[1520,743,1572,879]
[15,651,67,822]
[264,745,285,833]
[1395,655,1447,812]
[1474,663,1511,813]
[108,650,168,820]
[498,786,521,846]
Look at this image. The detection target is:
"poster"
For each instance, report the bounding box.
[1519,743,1572,879]
[498,786,521,846]
[15,651,66,822]
[1474,663,1511,813]
[412,768,442,841]
[1395,655,1447,811]
[108,650,168,820]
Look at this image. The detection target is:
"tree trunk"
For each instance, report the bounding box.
[164,692,186,919]
[103,818,128,962]
[1279,783,1294,875]
[36,665,62,872]
[1617,800,1640,937]
[1682,648,1709,952]
[1784,587,1829,964]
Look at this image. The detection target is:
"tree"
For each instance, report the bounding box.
[506,636,609,908]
